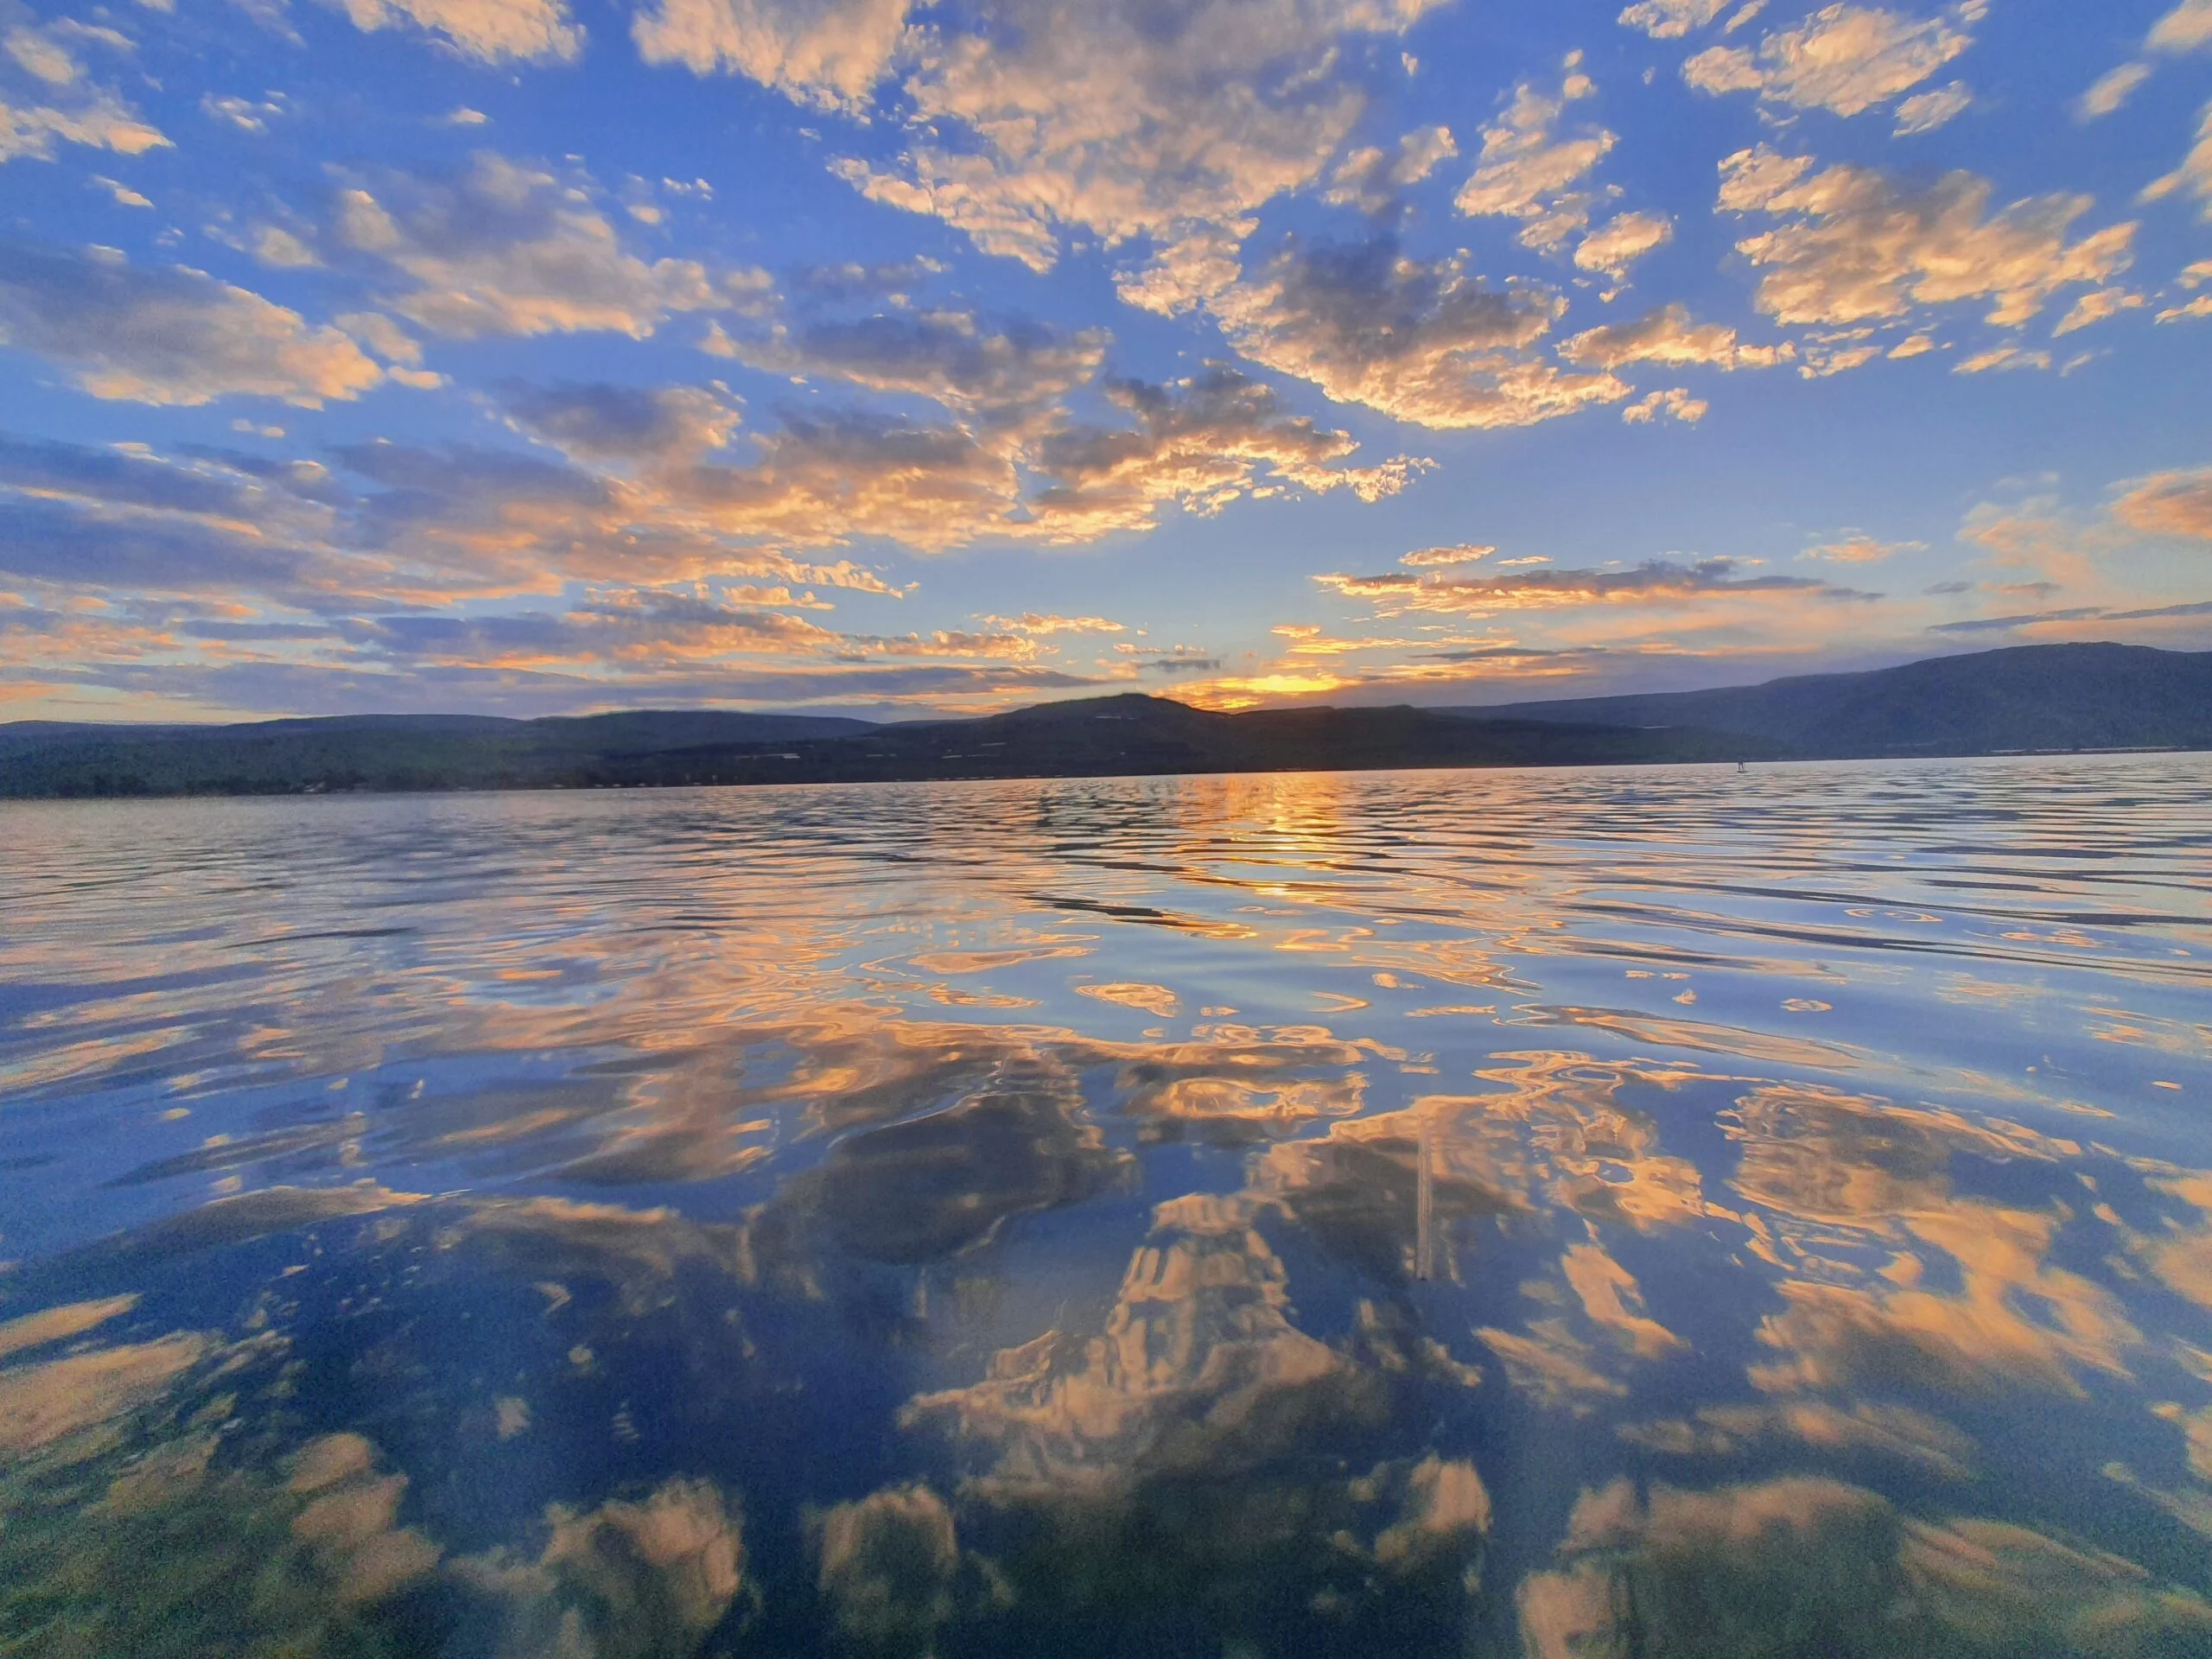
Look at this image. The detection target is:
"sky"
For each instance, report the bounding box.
[1,0,2209,721]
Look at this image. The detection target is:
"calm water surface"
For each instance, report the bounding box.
[3,756,2211,1656]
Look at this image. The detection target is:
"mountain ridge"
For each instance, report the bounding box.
[3,643,2205,798]
[1446,642,2212,758]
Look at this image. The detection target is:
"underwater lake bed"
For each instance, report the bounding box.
[3,754,2210,1656]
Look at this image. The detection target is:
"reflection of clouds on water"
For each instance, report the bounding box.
[1113,1021,1373,1139]
[2130,1170,2212,1312]
[1618,1400,1975,1478]
[0,1328,210,1454]
[1262,1051,1716,1248]
[1518,1475,2212,1657]
[750,1066,1131,1268]
[906,1192,1379,1495]
[1504,1005,1865,1070]
[0,1281,744,1657]
[460,1478,745,1659]
[898,1192,1491,1642]
[810,1483,969,1651]
[3,760,2210,1650]
[1724,1085,2139,1399]
[1074,980,1182,1018]
[286,1433,443,1605]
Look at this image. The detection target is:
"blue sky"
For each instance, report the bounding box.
[1,0,2208,719]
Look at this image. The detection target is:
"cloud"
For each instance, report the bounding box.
[508,371,1401,563]
[1,86,168,162]
[36,649,1103,717]
[1518,1477,2212,1659]
[1402,543,1494,567]
[0,431,267,518]
[2076,60,2153,120]
[326,0,582,63]
[251,226,321,268]
[352,588,852,668]
[662,409,1028,551]
[2051,286,2144,335]
[1027,366,1423,537]
[1955,342,2050,373]
[1313,557,1866,615]
[334,310,424,365]
[1891,78,1969,134]
[2151,0,2212,54]
[716,307,1109,419]
[1574,211,1673,281]
[1684,3,1977,118]
[1620,386,1707,423]
[93,175,153,208]
[200,92,289,131]
[823,0,1445,280]
[2111,467,2212,540]
[5,362,1413,629]
[1618,0,1726,40]
[1929,598,2212,634]
[1454,66,1617,251]
[6,25,82,84]
[333,153,760,340]
[0,435,349,606]
[1212,233,1628,429]
[1718,146,2136,329]
[632,0,910,109]
[502,380,742,463]
[2077,2,2212,120]
[978,612,1124,634]
[1799,533,1923,562]
[0,242,384,406]
[0,492,312,588]
[1325,124,1459,214]
[2143,100,2212,221]
[784,257,943,304]
[1560,302,1789,370]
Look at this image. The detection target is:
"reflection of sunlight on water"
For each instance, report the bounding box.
[2,753,2210,1654]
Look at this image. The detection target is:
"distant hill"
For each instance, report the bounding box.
[0,709,877,798]
[1451,643,2212,759]
[0,697,1757,798]
[1,643,2203,799]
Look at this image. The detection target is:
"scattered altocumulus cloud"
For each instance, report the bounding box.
[0,242,384,406]
[818,0,1444,284]
[2143,102,2212,221]
[633,0,911,110]
[1314,557,1869,614]
[331,153,762,339]
[714,306,1109,422]
[2075,0,2212,121]
[2112,467,2212,542]
[1,24,168,168]
[1620,386,1707,423]
[1684,3,1978,120]
[1800,533,1925,563]
[1402,543,1494,568]
[1325,124,1459,215]
[1455,63,1617,253]
[1574,211,1674,282]
[1718,146,2135,331]
[1560,302,1790,370]
[1213,234,1627,429]
[1618,0,1727,41]
[328,0,582,62]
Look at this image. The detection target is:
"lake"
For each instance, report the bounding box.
[3,755,2210,1656]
